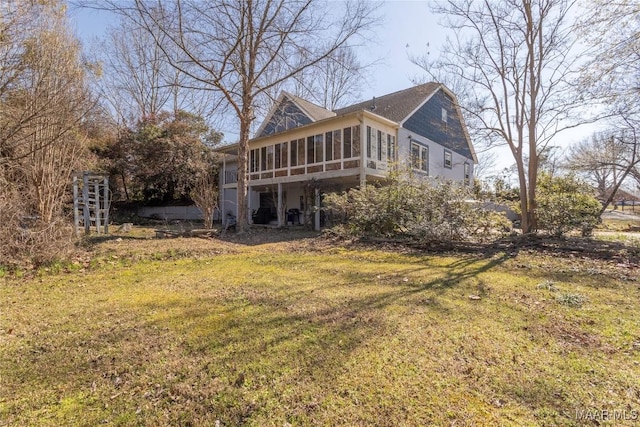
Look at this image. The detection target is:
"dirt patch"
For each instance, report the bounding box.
[528,320,616,354]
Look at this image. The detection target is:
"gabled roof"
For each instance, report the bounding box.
[255,92,335,138]
[285,92,335,121]
[334,82,441,123]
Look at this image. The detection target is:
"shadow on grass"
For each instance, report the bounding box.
[4,242,615,425]
[78,234,150,248]
[215,226,320,246]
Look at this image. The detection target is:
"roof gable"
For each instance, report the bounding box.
[256,92,335,138]
[403,88,476,162]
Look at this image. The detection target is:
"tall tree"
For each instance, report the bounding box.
[413,0,583,234]
[1,0,95,264]
[1,1,93,222]
[82,0,376,232]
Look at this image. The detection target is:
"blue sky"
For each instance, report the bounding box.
[69,1,442,100]
[67,1,598,176]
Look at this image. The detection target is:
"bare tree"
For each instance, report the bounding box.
[574,0,640,215]
[291,46,368,110]
[90,17,219,127]
[2,2,93,221]
[1,0,94,264]
[191,165,219,229]
[578,0,639,108]
[413,0,585,234]
[81,0,376,232]
[568,128,640,213]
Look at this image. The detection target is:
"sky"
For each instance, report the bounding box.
[67,1,599,177]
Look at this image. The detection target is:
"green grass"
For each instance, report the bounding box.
[1,233,639,426]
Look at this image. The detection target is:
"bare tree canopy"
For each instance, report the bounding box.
[79,0,377,231]
[290,46,369,110]
[1,0,95,264]
[89,17,221,127]
[568,131,638,204]
[570,0,640,209]
[413,0,584,234]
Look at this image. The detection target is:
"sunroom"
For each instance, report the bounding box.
[217,109,399,230]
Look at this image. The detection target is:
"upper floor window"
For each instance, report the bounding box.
[441,107,447,123]
[250,148,259,173]
[306,134,324,164]
[387,134,396,162]
[411,141,428,174]
[444,149,452,169]
[366,126,378,159]
[343,125,360,159]
[464,162,471,185]
[274,142,288,169]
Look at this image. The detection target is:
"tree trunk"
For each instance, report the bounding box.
[516,157,530,234]
[236,111,251,233]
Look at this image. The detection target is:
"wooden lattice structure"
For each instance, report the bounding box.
[73,172,110,236]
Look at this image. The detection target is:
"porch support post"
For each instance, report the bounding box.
[220,154,226,222]
[247,185,252,224]
[359,121,366,188]
[314,188,320,231]
[277,182,283,227]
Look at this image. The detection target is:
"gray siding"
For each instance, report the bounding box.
[403,90,472,159]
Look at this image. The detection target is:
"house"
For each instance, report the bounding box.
[217,82,477,229]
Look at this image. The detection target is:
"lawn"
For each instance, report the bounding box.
[1,229,639,426]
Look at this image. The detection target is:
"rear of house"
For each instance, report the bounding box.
[217,83,477,229]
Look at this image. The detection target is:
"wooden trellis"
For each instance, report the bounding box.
[73,172,110,236]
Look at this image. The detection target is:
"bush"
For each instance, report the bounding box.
[0,180,74,269]
[536,174,601,236]
[323,170,511,242]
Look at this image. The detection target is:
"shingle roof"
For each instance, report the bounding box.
[284,92,336,121]
[334,82,441,123]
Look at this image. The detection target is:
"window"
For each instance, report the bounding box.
[387,134,396,162]
[314,134,324,163]
[266,145,274,170]
[411,141,428,174]
[343,127,352,158]
[441,107,447,123]
[325,131,333,161]
[421,147,428,172]
[464,162,471,185]
[333,129,341,160]
[290,140,298,167]
[275,142,288,169]
[250,149,259,173]
[411,144,420,170]
[377,130,383,161]
[366,127,378,160]
[444,149,452,169]
[297,138,305,166]
[260,147,267,171]
[352,125,360,157]
[307,136,314,164]
[281,142,288,168]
